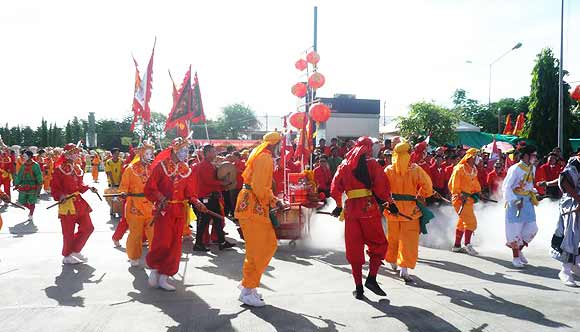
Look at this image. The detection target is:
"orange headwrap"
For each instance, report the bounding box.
[242,132,282,182]
[392,141,412,175]
[458,148,478,165]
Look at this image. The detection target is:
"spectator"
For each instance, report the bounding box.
[313,155,332,199]
[535,152,563,198]
[487,160,506,199]
[327,146,343,175]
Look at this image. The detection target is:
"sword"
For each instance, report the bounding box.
[433,190,452,204]
[92,190,102,201]
[457,200,466,215]
[515,198,523,218]
[103,193,144,198]
[46,193,78,210]
[8,201,26,210]
[480,197,498,203]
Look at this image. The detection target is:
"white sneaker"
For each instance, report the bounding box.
[63,255,81,265]
[158,274,176,291]
[237,284,263,299]
[389,263,398,271]
[27,215,33,222]
[400,267,414,283]
[71,252,88,262]
[559,264,577,287]
[464,244,479,256]
[572,264,580,276]
[241,291,265,307]
[519,251,528,264]
[512,257,524,268]
[130,259,140,267]
[113,240,121,248]
[148,269,159,287]
[451,246,466,253]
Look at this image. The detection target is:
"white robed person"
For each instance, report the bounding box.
[550,155,580,286]
[502,145,540,268]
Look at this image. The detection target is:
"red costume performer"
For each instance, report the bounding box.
[51,143,96,265]
[0,149,14,201]
[145,138,207,291]
[314,157,332,197]
[330,136,394,299]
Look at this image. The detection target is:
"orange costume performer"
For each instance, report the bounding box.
[145,138,206,291]
[0,189,8,230]
[118,143,155,266]
[384,142,434,282]
[449,148,482,255]
[91,152,101,183]
[50,143,97,265]
[234,132,284,307]
[330,137,393,300]
[42,151,54,194]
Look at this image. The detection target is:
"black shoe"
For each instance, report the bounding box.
[193,244,210,252]
[219,241,236,250]
[365,276,387,296]
[353,284,364,300]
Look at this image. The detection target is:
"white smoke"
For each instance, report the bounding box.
[303,198,561,253]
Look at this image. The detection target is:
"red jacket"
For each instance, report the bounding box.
[314,164,332,191]
[486,169,506,195]
[145,158,198,217]
[51,161,92,217]
[331,158,392,218]
[234,160,246,190]
[535,162,563,195]
[429,164,447,189]
[196,159,224,198]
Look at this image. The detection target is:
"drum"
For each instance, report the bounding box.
[104,187,123,215]
[217,162,237,191]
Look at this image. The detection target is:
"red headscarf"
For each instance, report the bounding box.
[344,136,373,168]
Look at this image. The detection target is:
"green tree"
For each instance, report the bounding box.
[397,102,458,145]
[523,48,572,153]
[70,116,85,143]
[65,121,72,143]
[215,103,260,139]
[37,118,49,147]
[10,126,22,146]
[452,89,493,132]
[21,126,35,146]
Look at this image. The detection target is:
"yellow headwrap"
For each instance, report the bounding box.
[392,141,411,175]
[459,148,478,165]
[242,132,282,182]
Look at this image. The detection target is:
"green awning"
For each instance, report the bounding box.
[455,131,535,150]
[570,139,580,151]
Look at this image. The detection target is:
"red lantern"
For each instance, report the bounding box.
[295,59,308,71]
[289,112,307,129]
[291,82,307,98]
[306,51,320,65]
[572,85,580,101]
[308,72,325,90]
[309,103,331,123]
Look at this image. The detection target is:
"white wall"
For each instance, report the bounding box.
[324,113,380,140]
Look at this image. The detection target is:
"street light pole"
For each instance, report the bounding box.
[488,42,523,133]
[558,0,564,150]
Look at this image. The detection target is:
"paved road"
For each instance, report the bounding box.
[0,173,577,332]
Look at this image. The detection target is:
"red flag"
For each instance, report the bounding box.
[165,66,193,131]
[512,112,525,136]
[190,72,206,124]
[503,114,514,135]
[490,138,499,160]
[168,69,178,101]
[130,39,156,129]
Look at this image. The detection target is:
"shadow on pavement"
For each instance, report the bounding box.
[248,305,342,332]
[366,298,462,332]
[127,267,241,332]
[476,255,562,280]
[44,264,105,307]
[419,258,559,291]
[412,276,569,329]
[8,220,38,237]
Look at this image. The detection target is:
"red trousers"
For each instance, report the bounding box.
[146,214,184,276]
[1,178,10,200]
[112,216,129,241]
[345,214,388,267]
[60,214,94,257]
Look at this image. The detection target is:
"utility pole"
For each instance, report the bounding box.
[558,0,565,150]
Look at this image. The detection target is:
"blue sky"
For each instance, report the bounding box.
[1,0,578,127]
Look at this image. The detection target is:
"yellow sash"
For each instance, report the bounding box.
[58,192,80,215]
[513,188,539,206]
[338,189,373,221]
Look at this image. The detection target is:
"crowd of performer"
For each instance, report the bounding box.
[0,132,579,306]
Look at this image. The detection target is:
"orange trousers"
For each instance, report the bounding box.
[126,216,154,260]
[239,217,277,289]
[453,200,477,231]
[92,168,99,182]
[386,218,420,269]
